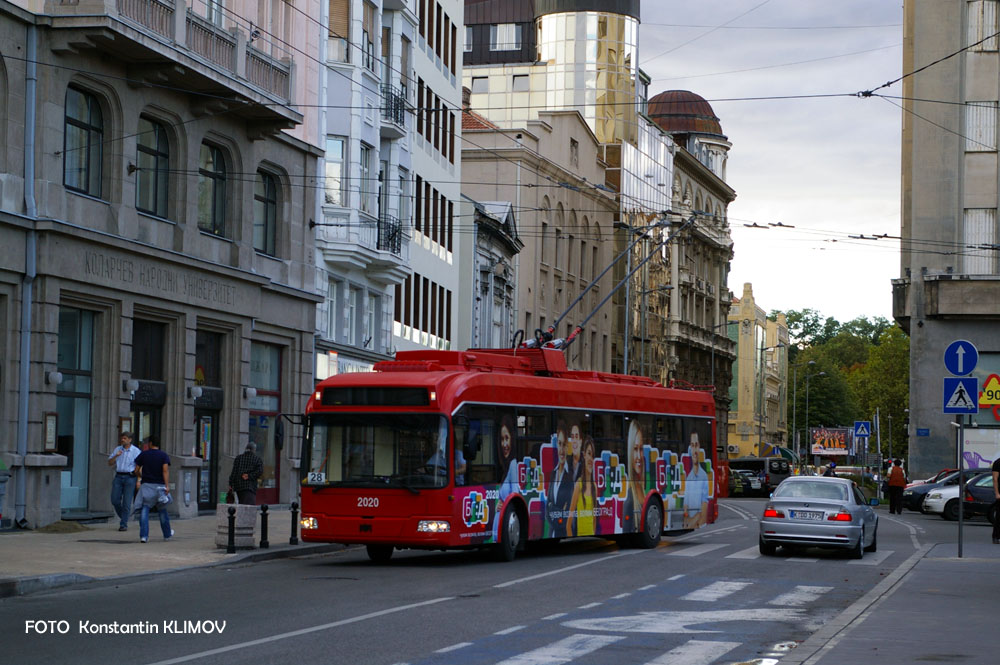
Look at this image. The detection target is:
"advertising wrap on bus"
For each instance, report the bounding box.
[299,348,718,561]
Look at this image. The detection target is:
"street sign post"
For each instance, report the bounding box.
[943,339,979,559]
[853,421,871,438]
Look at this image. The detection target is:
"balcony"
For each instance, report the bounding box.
[380,85,408,139]
[377,215,403,254]
[316,213,408,282]
[46,1,300,129]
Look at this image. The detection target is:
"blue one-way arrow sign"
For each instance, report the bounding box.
[944,340,979,376]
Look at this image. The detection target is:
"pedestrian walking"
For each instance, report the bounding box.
[133,435,174,543]
[992,456,1000,544]
[228,442,263,505]
[887,458,907,514]
[107,432,140,531]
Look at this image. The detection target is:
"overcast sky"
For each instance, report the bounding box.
[638,1,903,324]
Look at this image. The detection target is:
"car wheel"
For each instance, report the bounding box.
[864,525,878,553]
[495,505,523,562]
[850,528,864,560]
[634,500,663,549]
[366,544,393,563]
[759,536,777,556]
[943,499,960,521]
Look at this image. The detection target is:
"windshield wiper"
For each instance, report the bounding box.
[387,475,421,495]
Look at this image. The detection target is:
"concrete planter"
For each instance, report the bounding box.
[214,504,257,549]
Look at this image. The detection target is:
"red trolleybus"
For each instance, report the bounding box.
[299,348,717,562]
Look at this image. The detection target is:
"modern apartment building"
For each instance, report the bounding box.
[896,0,1000,476]
[316,0,415,377]
[728,285,789,459]
[0,0,321,526]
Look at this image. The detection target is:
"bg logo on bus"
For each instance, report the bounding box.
[462,491,490,527]
[517,458,541,492]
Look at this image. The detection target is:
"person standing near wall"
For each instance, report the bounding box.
[887,458,907,515]
[107,432,140,531]
[228,442,264,505]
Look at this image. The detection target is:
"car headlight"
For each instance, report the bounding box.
[903,490,912,496]
[928,493,942,500]
[300,516,318,530]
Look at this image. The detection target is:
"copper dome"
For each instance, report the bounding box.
[648,90,725,137]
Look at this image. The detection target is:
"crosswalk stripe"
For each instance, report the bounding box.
[768,585,833,607]
[435,642,471,653]
[493,634,624,665]
[643,639,741,665]
[680,581,752,602]
[848,550,893,566]
[785,556,819,563]
[663,543,729,557]
[725,545,761,559]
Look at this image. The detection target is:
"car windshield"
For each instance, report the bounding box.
[773,481,848,502]
[305,413,450,489]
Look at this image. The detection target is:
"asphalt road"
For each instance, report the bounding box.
[3,498,975,665]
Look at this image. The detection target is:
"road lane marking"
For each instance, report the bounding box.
[143,596,455,665]
[720,501,758,521]
[578,602,602,609]
[768,585,833,607]
[681,581,752,602]
[435,642,472,653]
[494,550,643,588]
[639,583,658,590]
[663,543,729,557]
[848,549,894,566]
[541,612,567,621]
[612,592,631,599]
[883,513,922,549]
[644,639,742,665]
[785,556,819,563]
[493,634,624,665]
[563,607,804,634]
[495,626,526,635]
[726,545,761,559]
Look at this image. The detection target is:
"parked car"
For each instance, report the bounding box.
[903,470,982,512]
[759,476,878,559]
[733,469,763,496]
[906,468,957,489]
[922,472,991,520]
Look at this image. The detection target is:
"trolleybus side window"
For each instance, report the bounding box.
[455,406,499,485]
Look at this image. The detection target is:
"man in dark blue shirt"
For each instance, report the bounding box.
[134,436,173,543]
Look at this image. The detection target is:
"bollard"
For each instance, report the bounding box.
[260,504,269,549]
[226,507,236,554]
[290,501,299,545]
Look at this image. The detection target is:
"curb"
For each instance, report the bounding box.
[0,543,347,599]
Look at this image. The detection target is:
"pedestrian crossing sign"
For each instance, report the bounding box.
[943,377,979,414]
[854,421,871,438]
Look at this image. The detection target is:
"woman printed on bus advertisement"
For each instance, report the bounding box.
[623,420,646,532]
[546,419,574,538]
[683,431,709,529]
[567,436,598,537]
[497,415,519,503]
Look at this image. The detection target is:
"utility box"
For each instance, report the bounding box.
[215,503,257,549]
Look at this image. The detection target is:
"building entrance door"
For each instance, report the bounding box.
[195,411,219,509]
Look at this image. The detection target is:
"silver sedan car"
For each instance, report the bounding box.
[759,476,878,559]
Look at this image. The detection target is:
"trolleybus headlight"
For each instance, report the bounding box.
[417,520,450,533]
[300,517,318,530]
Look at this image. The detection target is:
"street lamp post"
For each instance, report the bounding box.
[804,370,826,467]
[791,360,816,472]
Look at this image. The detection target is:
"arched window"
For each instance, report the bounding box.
[197,143,227,236]
[136,116,170,218]
[64,87,104,197]
[254,170,279,256]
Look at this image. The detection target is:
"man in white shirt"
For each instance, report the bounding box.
[108,432,140,531]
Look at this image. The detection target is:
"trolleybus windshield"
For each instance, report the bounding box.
[305,413,451,490]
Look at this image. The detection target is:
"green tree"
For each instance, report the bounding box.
[846,326,910,459]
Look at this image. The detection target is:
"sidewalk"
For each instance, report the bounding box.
[780,537,998,665]
[0,507,344,598]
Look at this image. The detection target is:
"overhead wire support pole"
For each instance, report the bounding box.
[561,212,700,352]
[524,212,668,348]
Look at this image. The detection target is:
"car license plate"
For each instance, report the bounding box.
[751,481,761,488]
[793,510,823,521]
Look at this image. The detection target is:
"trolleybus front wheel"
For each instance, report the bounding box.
[495,506,523,562]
